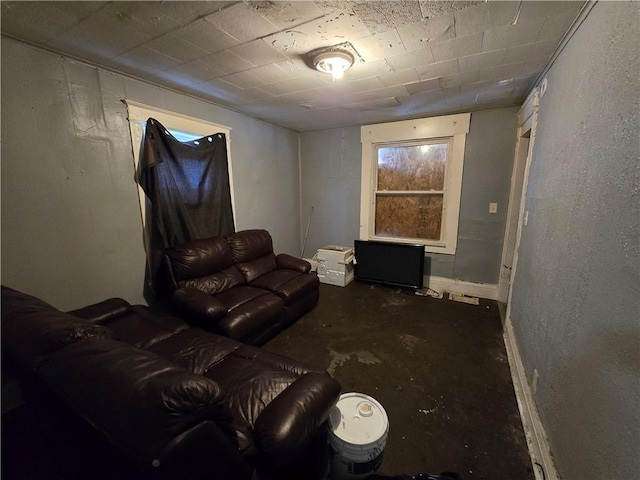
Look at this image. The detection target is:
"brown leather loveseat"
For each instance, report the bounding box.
[1,286,340,480]
[159,229,319,345]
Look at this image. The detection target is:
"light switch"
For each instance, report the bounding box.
[489,202,498,214]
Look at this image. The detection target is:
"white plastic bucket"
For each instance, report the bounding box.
[328,392,389,480]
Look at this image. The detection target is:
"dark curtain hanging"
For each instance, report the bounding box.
[136,117,235,298]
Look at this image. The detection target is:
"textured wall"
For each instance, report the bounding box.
[1,38,301,310]
[509,2,640,479]
[299,126,362,257]
[437,107,518,283]
[300,107,517,284]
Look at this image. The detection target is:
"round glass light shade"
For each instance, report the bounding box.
[313,51,354,79]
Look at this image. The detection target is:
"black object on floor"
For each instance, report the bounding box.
[264,282,535,480]
[367,473,462,480]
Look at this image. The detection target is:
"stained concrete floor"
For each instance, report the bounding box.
[264,281,535,480]
[2,281,534,480]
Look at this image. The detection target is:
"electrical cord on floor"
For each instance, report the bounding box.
[534,461,546,480]
[365,473,461,480]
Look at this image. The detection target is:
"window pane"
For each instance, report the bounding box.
[168,129,202,142]
[375,194,443,240]
[377,143,447,191]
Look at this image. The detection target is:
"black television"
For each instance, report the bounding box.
[354,240,426,290]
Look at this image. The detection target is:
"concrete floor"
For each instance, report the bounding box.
[264,281,535,480]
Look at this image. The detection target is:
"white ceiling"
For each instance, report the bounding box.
[1,1,585,132]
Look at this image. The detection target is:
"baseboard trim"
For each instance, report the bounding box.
[504,318,559,480]
[426,276,498,300]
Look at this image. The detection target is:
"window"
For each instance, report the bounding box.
[374,140,449,241]
[360,114,470,255]
[124,100,235,227]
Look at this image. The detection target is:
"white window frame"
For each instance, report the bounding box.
[124,100,236,229]
[360,113,470,255]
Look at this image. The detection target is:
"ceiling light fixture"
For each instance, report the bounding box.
[311,50,354,81]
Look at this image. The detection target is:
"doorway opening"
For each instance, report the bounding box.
[498,88,540,324]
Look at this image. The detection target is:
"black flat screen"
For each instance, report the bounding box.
[354,240,425,289]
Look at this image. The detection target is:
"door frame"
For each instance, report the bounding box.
[498,88,540,315]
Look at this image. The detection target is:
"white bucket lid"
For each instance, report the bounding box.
[329,392,389,446]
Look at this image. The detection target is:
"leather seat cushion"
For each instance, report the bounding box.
[147,327,243,376]
[216,294,284,344]
[250,270,320,305]
[214,286,272,311]
[105,306,189,349]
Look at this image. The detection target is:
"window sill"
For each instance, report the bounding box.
[366,236,456,255]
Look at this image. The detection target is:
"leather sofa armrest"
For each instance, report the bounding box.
[39,338,236,464]
[171,288,227,326]
[276,254,311,273]
[253,372,341,466]
[68,298,132,325]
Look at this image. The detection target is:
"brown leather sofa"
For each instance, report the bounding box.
[1,286,340,480]
[159,229,319,345]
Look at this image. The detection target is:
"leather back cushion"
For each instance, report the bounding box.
[166,237,235,282]
[1,286,113,370]
[39,338,235,461]
[182,265,246,295]
[236,255,277,283]
[228,230,273,263]
[228,230,277,283]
